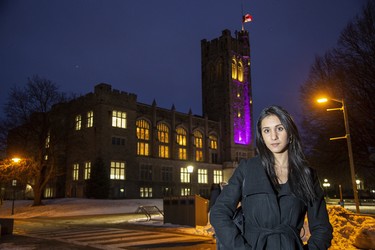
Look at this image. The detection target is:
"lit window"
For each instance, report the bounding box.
[158,123,169,158]
[238,61,244,82]
[112,110,127,128]
[209,135,218,149]
[181,188,190,196]
[45,132,50,148]
[110,161,125,180]
[232,57,237,79]
[44,185,55,198]
[136,119,150,156]
[176,127,187,160]
[180,167,190,183]
[73,163,79,181]
[140,187,153,198]
[213,170,223,184]
[198,169,208,184]
[87,111,94,128]
[194,130,203,162]
[84,162,91,180]
[75,115,82,130]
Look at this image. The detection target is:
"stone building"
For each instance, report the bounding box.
[8,29,255,199]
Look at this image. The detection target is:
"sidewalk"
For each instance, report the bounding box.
[0,234,99,250]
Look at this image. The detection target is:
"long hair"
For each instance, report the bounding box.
[255,105,317,204]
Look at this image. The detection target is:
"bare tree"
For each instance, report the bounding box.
[300,2,375,192]
[1,75,67,206]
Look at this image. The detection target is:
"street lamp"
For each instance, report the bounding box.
[187,165,194,195]
[11,157,22,215]
[322,179,330,198]
[317,97,360,213]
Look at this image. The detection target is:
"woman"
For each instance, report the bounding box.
[210,105,333,249]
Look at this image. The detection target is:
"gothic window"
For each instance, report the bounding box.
[238,60,244,82]
[232,57,237,79]
[209,134,218,163]
[157,123,169,158]
[136,119,150,156]
[176,127,187,160]
[194,130,203,162]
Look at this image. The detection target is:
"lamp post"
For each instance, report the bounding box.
[322,179,330,199]
[187,165,194,195]
[11,157,21,215]
[317,98,360,213]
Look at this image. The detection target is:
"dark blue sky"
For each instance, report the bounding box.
[0,0,366,123]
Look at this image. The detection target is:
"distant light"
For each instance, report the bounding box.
[187,165,194,173]
[317,98,328,103]
[12,158,21,163]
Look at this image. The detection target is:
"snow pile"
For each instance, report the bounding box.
[0,198,163,218]
[327,205,375,250]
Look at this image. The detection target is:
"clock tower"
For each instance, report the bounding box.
[201,29,254,179]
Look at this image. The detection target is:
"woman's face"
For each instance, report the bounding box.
[260,115,289,155]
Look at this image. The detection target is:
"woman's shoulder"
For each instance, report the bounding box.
[239,155,261,166]
[237,156,263,173]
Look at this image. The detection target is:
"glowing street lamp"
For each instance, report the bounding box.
[317,97,360,213]
[11,158,21,163]
[11,157,22,215]
[322,179,330,198]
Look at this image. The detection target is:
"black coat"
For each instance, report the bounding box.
[210,156,333,250]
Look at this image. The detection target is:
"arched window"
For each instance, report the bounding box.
[232,58,237,79]
[157,123,169,158]
[209,134,219,164]
[194,130,203,162]
[136,119,150,156]
[176,127,187,160]
[238,60,244,82]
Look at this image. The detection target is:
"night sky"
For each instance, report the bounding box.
[0,0,367,123]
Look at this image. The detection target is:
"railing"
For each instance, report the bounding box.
[135,205,164,221]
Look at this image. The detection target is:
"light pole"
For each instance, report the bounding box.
[11,179,17,215]
[322,179,330,199]
[187,165,194,195]
[317,98,360,213]
[11,157,21,215]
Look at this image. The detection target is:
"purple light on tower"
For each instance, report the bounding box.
[233,81,251,145]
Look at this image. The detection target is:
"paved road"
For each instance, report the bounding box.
[1,214,216,250]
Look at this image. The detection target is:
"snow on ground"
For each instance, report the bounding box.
[0,198,374,249]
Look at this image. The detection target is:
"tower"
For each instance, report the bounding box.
[201,29,254,179]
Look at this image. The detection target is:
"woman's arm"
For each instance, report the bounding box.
[306,172,333,249]
[210,160,249,249]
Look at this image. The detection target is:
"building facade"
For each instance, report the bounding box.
[8,29,255,199]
